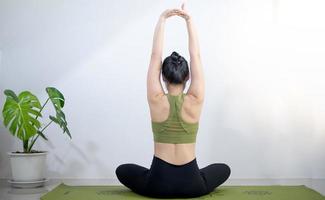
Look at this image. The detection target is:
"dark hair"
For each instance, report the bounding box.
[162,51,189,84]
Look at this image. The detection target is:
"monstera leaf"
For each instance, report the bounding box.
[2,90,42,141]
[46,87,71,139]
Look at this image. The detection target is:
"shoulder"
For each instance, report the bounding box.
[147,92,168,106]
[183,93,204,105]
[147,93,169,111]
[148,93,170,122]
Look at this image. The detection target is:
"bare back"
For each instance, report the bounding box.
[149,93,204,165]
[147,9,204,165]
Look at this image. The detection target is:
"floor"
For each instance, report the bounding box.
[0,178,324,200]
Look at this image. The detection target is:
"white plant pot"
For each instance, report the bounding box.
[7,151,48,182]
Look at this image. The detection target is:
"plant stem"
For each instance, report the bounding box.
[26,98,50,152]
[27,120,53,152]
[40,120,53,132]
[27,135,39,152]
[23,139,29,152]
[37,98,50,120]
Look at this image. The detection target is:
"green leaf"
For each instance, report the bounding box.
[46,87,71,139]
[4,89,19,102]
[46,87,65,108]
[49,115,59,124]
[2,90,42,141]
[37,130,48,141]
[49,115,72,139]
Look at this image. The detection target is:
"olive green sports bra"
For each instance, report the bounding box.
[151,93,199,144]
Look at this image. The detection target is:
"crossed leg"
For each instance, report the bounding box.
[115,163,150,196]
[199,163,231,194]
[116,162,231,197]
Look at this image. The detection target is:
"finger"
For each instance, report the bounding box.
[166,13,173,18]
[168,10,178,15]
[173,8,182,13]
[169,11,177,15]
[177,12,189,19]
[176,13,186,18]
[178,10,187,16]
[177,11,185,15]
[182,0,188,10]
[165,12,173,17]
[165,9,174,14]
[168,9,178,14]
[167,11,178,17]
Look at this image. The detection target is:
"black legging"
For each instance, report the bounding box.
[115,155,231,198]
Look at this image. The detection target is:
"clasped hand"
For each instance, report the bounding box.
[160,2,191,21]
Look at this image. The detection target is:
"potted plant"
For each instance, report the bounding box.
[1,87,71,188]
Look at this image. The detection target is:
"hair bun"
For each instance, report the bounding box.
[171,51,182,63]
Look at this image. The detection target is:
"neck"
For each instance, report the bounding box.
[167,84,184,95]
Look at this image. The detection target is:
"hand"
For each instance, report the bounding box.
[159,9,182,20]
[178,1,191,21]
[159,1,191,21]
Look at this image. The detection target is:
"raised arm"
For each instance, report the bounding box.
[147,9,180,102]
[179,4,205,102]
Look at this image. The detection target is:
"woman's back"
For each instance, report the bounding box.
[145,4,204,167]
[149,92,204,165]
[116,5,231,198]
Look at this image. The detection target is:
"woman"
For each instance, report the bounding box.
[116,3,231,198]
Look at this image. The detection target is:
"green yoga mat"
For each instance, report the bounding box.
[41,183,325,200]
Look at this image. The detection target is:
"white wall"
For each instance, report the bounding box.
[0,0,325,179]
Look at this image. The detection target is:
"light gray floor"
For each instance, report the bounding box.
[0,178,324,200]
